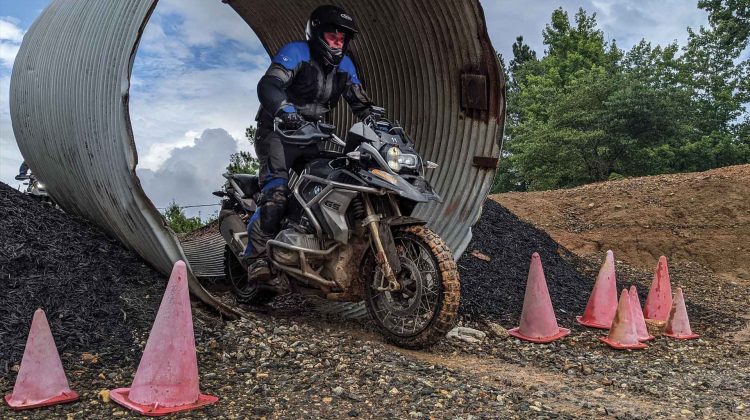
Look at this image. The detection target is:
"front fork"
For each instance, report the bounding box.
[362,194,401,292]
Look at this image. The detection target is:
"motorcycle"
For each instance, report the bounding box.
[16,172,56,207]
[214,108,459,348]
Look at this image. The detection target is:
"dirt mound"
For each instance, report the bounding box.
[492,164,750,282]
[0,183,165,379]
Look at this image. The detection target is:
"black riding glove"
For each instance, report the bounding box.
[278,111,305,130]
[359,105,386,122]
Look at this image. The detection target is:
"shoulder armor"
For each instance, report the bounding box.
[339,55,361,85]
[272,41,311,70]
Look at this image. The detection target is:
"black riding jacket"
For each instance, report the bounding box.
[256,41,373,126]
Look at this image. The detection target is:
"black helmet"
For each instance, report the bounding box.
[305,5,358,66]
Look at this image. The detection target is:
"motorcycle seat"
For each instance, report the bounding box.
[230,174,260,198]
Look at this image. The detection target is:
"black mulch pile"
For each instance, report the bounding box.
[458,199,593,325]
[0,183,166,379]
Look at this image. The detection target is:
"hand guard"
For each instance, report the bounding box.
[278,111,306,130]
[360,105,386,122]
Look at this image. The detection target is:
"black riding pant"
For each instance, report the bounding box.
[244,126,319,258]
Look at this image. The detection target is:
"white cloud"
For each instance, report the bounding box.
[591,0,707,48]
[0,73,24,188]
[0,18,24,68]
[130,66,265,170]
[136,128,239,218]
[0,19,24,187]
[155,0,263,51]
[129,0,269,177]
[482,0,707,61]
[0,18,24,43]
[0,43,20,68]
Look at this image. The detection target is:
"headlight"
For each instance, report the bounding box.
[386,147,401,171]
[387,147,401,159]
[385,147,419,171]
[396,154,418,168]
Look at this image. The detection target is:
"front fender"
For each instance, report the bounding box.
[382,216,427,228]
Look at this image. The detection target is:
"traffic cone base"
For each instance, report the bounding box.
[4,390,79,411]
[509,326,570,344]
[639,334,655,342]
[577,250,618,329]
[598,336,647,350]
[109,388,218,417]
[664,331,699,340]
[575,316,611,330]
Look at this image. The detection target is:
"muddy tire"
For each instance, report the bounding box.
[363,225,460,349]
[223,247,276,305]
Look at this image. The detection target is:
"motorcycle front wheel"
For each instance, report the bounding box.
[363,225,460,349]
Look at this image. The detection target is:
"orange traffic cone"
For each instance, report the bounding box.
[600,289,647,350]
[508,253,570,343]
[110,261,218,416]
[577,250,618,329]
[4,309,79,410]
[643,256,673,321]
[664,288,699,340]
[629,285,654,342]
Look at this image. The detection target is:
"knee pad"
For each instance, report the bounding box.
[259,185,289,234]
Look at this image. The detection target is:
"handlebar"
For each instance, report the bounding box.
[273,119,347,147]
[273,119,332,144]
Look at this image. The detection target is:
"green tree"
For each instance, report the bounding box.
[698,0,750,52]
[163,201,204,234]
[492,4,749,193]
[227,151,260,175]
[227,125,260,175]
[244,126,258,147]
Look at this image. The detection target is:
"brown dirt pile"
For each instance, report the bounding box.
[492,164,750,282]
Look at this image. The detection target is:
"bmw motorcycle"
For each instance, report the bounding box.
[215,108,459,348]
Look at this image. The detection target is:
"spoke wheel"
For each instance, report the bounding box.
[363,226,460,349]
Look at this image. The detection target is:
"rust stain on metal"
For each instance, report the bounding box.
[472,156,499,169]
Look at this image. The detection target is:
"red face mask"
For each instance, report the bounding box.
[323,31,346,49]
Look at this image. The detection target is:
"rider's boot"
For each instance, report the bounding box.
[243,182,290,293]
[246,259,287,293]
[247,258,272,283]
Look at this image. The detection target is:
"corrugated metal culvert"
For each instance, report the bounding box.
[10,0,505,314]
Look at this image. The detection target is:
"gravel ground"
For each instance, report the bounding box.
[2,185,749,418]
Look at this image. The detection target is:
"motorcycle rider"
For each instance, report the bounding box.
[244,5,378,286]
[15,161,30,180]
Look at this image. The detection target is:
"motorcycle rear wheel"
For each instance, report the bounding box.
[223,247,276,305]
[363,225,460,349]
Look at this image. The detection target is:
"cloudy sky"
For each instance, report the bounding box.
[0,0,711,216]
